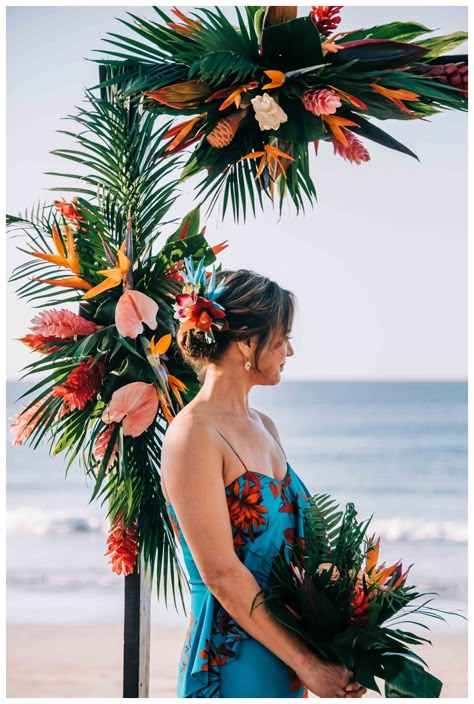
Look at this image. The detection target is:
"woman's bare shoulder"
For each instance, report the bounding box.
[252,408,281,440]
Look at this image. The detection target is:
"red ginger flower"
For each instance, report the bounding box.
[333,128,371,164]
[104,512,140,576]
[29,308,98,338]
[54,197,84,222]
[302,88,342,116]
[93,423,119,472]
[350,584,372,625]
[53,357,105,412]
[310,6,343,37]
[20,334,62,354]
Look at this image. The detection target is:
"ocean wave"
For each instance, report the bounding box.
[7,507,467,544]
[7,507,108,536]
[372,517,467,543]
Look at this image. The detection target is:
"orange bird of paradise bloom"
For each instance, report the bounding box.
[218,81,259,111]
[82,241,131,300]
[322,114,360,147]
[32,225,92,291]
[164,113,206,152]
[369,83,420,117]
[262,70,286,90]
[240,144,295,180]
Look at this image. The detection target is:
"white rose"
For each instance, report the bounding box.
[251,94,288,131]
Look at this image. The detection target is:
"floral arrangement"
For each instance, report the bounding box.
[7,77,227,607]
[96,5,468,218]
[251,494,459,697]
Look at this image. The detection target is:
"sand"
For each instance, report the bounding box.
[6,624,468,698]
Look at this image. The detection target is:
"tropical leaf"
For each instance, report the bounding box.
[337,22,433,44]
[417,31,468,60]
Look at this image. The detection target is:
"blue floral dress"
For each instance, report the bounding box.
[165,432,311,698]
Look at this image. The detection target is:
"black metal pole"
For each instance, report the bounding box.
[123,555,151,698]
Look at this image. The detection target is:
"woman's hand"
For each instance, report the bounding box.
[295,653,353,698]
[344,681,368,697]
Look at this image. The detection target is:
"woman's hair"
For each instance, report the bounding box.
[176,269,297,379]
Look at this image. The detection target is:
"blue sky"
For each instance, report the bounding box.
[6,5,468,380]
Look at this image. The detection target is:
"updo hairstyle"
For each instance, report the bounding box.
[176,269,296,380]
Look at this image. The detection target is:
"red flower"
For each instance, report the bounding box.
[310,6,343,37]
[53,358,104,412]
[104,511,140,576]
[332,129,371,164]
[179,296,229,334]
[226,477,268,538]
[54,197,84,222]
[19,333,63,354]
[349,584,372,625]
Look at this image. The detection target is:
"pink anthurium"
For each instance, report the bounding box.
[115,289,158,338]
[102,382,159,437]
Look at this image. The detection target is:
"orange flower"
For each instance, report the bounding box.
[262,70,286,90]
[104,512,140,576]
[31,224,83,276]
[168,7,201,33]
[322,114,359,146]
[53,358,105,412]
[102,381,159,437]
[54,197,84,222]
[19,333,63,354]
[82,241,130,300]
[240,144,295,180]
[167,373,187,407]
[164,114,206,153]
[33,275,93,291]
[211,240,228,255]
[370,83,420,117]
[226,477,268,537]
[218,82,259,111]
[328,85,368,111]
[115,289,158,338]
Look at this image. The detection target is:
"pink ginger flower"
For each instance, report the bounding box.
[93,423,119,472]
[302,88,341,116]
[333,129,371,164]
[10,393,67,446]
[30,308,97,338]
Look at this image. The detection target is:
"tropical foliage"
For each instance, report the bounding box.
[250,494,461,697]
[8,67,228,611]
[93,5,468,219]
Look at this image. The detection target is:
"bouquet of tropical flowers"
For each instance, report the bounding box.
[7,74,227,607]
[95,5,468,218]
[251,494,458,697]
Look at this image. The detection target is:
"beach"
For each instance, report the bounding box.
[6,623,468,698]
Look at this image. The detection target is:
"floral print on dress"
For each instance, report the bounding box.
[167,463,311,698]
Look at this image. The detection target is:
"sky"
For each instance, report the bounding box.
[5,4,468,381]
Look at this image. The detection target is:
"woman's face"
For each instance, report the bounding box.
[255,329,294,385]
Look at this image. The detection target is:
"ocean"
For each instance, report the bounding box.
[6,380,468,632]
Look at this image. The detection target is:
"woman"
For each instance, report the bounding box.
[161,267,366,698]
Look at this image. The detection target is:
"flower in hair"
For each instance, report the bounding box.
[173,256,229,343]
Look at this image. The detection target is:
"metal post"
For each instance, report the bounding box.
[123,554,151,697]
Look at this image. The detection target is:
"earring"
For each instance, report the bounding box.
[244,359,252,371]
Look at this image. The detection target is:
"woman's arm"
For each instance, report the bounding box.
[161,415,352,696]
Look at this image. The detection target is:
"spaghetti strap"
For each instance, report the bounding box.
[214,428,249,472]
